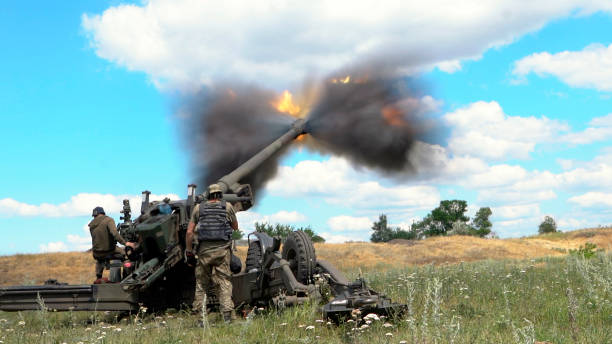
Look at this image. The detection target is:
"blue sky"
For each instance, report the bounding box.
[1,1,612,254]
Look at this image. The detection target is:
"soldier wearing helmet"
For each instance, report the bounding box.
[185,184,238,323]
[88,206,135,283]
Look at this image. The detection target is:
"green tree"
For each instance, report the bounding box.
[370,214,394,242]
[231,229,244,240]
[538,216,557,234]
[413,200,469,237]
[448,220,475,236]
[303,228,326,243]
[254,222,325,242]
[472,207,493,237]
[370,214,417,242]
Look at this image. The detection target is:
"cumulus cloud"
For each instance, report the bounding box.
[39,241,68,253]
[266,157,440,210]
[0,193,179,218]
[513,43,612,91]
[236,210,307,230]
[493,203,540,219]
[568,191,612,207]
[319,233,360,243]
[560,113,612,144]
[444,101,568,160]
[327,215,373,232]
[557,217,591,229]
[82,1,612,89]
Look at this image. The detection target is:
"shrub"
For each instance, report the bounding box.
[569,242,599,259]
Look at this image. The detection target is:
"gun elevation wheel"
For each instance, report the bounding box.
[282,231,316,284]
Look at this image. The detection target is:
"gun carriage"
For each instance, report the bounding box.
[0,119,405,322]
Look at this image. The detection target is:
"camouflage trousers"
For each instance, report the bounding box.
[193,241,234,313]
[93,246,124,278]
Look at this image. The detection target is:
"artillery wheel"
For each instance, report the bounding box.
[282,231,316,284]
[245,241,263,272]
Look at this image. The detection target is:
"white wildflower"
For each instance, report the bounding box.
[17,321,25,326]
[385,332,393,337]
[280,323,287,326]
[382,322,393,328]
[305,325,315,330]
[315,319,324,323]
[363,313,379,321]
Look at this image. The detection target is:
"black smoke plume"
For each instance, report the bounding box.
[181,84,295,196]
[306,69,435,174]
[181,67,439,197]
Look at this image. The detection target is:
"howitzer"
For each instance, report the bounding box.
[0,118,405,321]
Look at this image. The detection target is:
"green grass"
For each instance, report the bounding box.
[1,254,610,344]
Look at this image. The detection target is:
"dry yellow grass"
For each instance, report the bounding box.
[1,227,610,286]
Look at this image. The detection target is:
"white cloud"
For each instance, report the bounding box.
[39,241,68,253]
[589,113,612,126]
[266,157,440,210]
[436,60,462,73]
[0,193,179,217]
[319,233,360,243]
[514,43,612,91]
[327,215,372,232]
[478,189,556,204]
[557,217,590,229]
[82,1,612,89]
[560,113,612,144]
[493,203,540,219]
[236,210,307,230]
[568,191,612,207]
[444,101,568,160]
[464,164,528,188]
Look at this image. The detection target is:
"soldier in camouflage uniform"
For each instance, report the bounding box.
[88,206,134,282]
[185,184,238,323]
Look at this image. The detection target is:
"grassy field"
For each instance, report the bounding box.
[0,228,610,343]
[2,227,611,286]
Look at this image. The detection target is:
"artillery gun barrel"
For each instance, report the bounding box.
[217,118,307,193]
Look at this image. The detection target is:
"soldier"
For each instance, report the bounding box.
[185,184,238,323]
[89,206,134,283]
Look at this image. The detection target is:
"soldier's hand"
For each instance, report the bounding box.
[184,250,197,267]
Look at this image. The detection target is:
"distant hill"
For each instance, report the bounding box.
[1,227,610,286]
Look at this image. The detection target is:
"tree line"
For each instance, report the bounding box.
[370,200,493,242]
[371,199,559,243]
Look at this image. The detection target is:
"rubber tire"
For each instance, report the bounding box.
[282,231,316,284]
[245,241,263,272]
